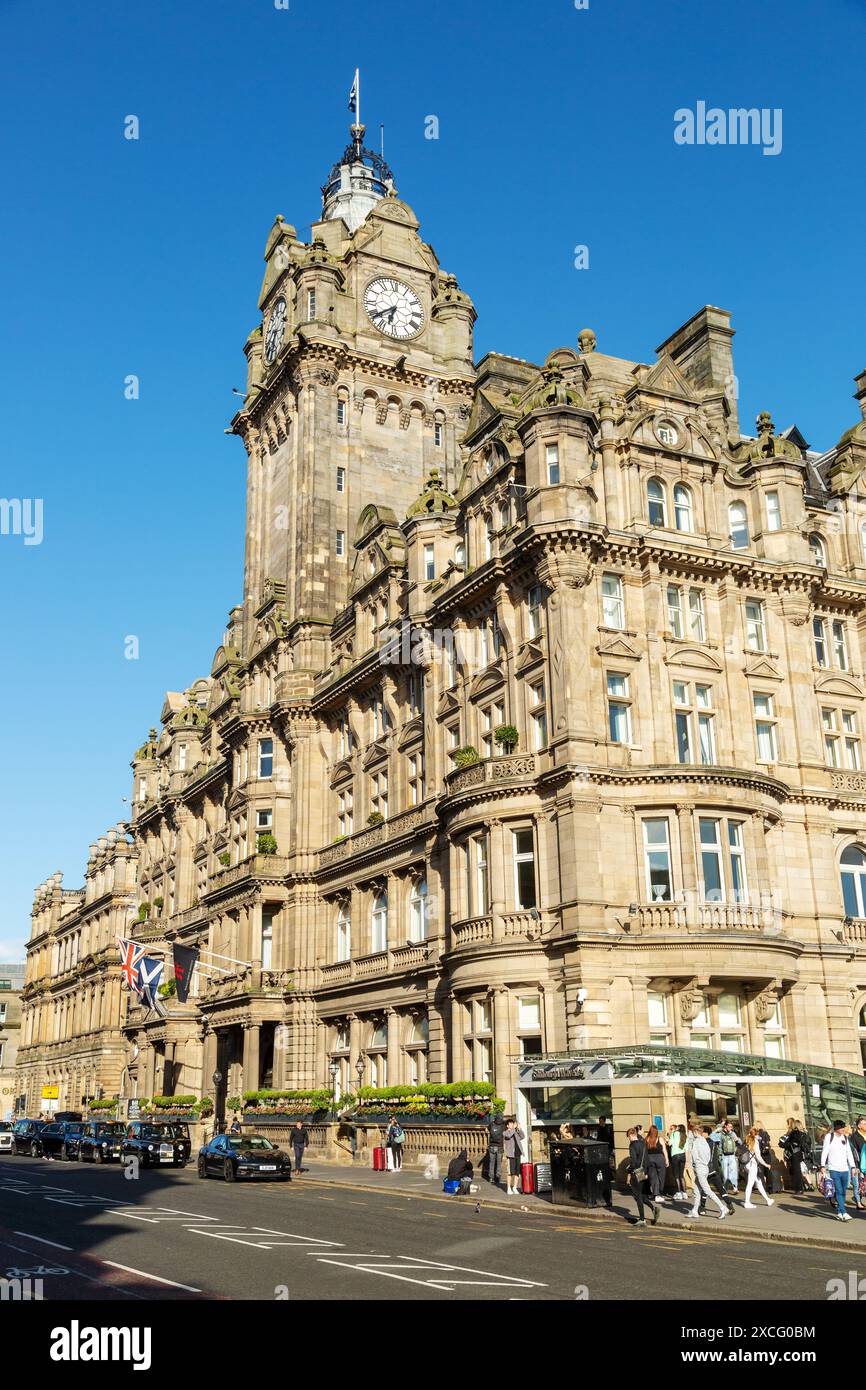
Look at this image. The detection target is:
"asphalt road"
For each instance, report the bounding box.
[0,1153,855,1302]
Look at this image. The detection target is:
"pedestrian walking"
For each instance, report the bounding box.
[821,1120,857,1221]
[667,1124,688,1200]
[850,1117,866,1210]
[779,1117,808,1194]
[699,1135,736,1216]
[502,1116,525,1195]
[290,1119,309,1174]
[625,1126,660,1226]
[687,1125,728,1220]
[486,1111,507,1188]
[644,1124,669,1202]
[742,1127,774,1209]
[385,1114,405,1171]
[716,1120,741,1193]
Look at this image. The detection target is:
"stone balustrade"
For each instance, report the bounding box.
[319,940,434,987]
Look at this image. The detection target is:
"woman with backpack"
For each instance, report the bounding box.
[778,1117,807,1194]
[743,1126,775,1210]
[385,1115,405,1171]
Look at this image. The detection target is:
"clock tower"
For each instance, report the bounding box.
[230,114,477,660]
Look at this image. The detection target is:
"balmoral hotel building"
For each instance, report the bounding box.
[17,119,866,1121]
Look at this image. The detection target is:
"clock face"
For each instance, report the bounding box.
[264,297,287,363]
[364,277,424,339]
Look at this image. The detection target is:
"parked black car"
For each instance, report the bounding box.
[77,1121,126,1163]
[35,1121,86,1160]
[121,1121,191,1168]
[11,1119,46,1155]
[197,1132,292,1182]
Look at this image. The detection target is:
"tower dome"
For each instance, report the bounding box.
[321,121,395,233]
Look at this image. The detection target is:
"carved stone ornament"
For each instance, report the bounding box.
[754,989,779,1025]
[679,988,705,1023]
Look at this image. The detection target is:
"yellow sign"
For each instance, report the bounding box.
[41,1085,59,1100]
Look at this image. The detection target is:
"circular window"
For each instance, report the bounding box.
[655,420,679,448]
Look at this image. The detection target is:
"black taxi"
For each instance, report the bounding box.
[120,1120,191,1168]
[78,1120,126,1163]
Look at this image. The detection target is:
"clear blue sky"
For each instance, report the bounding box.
[1,0,863,957]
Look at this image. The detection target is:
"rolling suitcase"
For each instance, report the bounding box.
[521,1160,535,1194]
[373,1145,387,1171]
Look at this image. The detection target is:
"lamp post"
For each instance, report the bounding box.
[328,1058,339,1108]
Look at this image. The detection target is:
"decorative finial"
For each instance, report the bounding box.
[578,328,597,354]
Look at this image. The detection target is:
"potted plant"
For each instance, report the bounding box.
[217,851,230,868]
[366,811,384,826]
[137,902,150,922]
[453,745,480,769]
[257,832,279,855]
[494,724,519,754]
[153,895,164,912]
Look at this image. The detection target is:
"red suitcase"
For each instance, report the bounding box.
[373,1146,387,1171]
[521,1161,535,1194]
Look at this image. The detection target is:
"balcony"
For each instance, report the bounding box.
[318,940,435,988]
[450,911,556,949]
[444,753,538,798]
[319,803,436,870]
[843,918,866,945]
[206,853,288,893]
[634,900,781,935]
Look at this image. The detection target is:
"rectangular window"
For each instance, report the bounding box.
[643,818,673,902]
[258,738,274,779]
[335,529,345,557]
[470,835,489,915]
[546,443,560,484]
[813,617,828,668]
[602,573,624,629]
[528,584,544,639]
[407,751,425,805]
[370,770,388,820]
[745,600,766,652]
[833,620,849,671]
[728,821,748,902]
[699,818,724,901]
[337,908,351,962]
[688,588,706,642]
[518,995,541,1031]
[754,693,777,762]
[607,672,631,744]
[823,707,840,767]
[336,465,346,492]
[338,714,353,758]
[338,788,353,837]
[513,828,537,910]
[530,681,547,751]
[337,400,346,425]
[446,722,460,766]
[648,992,669,1030]
[434,422,443,447]
[481,700,505,759]
[423,543,436,581]
[765,491,781,532]
[261,909,274,970]
[843,710,861,769]
[307,287,316,319]
[667,585,683,639]
[256,808,273,831]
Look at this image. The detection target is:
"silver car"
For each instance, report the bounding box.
[0,1122,13,1152]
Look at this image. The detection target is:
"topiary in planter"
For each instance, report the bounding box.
[494,724,519,754]
[257,833,279,855]
[453,745,480,769]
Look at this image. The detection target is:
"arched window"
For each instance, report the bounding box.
[673,483,693,532]
[647,478,667,527]
[371,890,388,953]
[809,533,826,567]
[841,845,866,918]
[409,877,428,942]
[729,501,749,549]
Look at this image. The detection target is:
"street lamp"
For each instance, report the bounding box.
[355,1056,365,1089]
[328,1058,339,1105]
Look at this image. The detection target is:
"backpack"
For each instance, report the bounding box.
[721,1133,737,1156]
[736,1143,752,1173]
[391,1125,405,1144]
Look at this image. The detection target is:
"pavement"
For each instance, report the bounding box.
[1,1151,863,1302]
[306,1158,866,1250]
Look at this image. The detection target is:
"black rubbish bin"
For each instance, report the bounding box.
[549,1139,612,1208]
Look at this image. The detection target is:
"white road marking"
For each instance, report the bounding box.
[12,1231,73,1250]
[102,1260,202,1293]
[188,1225,343,1249]
[316,1253,547,1292]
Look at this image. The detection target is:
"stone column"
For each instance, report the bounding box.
[449,992,464,1081]
[348,1013,361,1086]
[491,986,512,1108]
[386,1008,400,1087]
[243,1022,261,1094]
[201,1025,216,1101]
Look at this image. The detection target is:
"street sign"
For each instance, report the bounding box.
[41,1085,59,1100]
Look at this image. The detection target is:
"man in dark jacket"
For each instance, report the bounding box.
[290,1121,309,1173]
[487,1113,506,1188]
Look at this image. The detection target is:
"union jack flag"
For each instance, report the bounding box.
[117,937,146,990]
